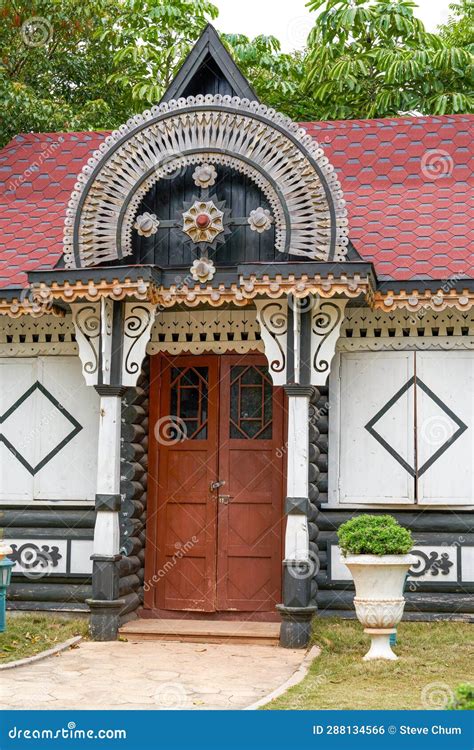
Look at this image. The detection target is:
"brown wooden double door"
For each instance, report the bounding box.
[146,354,285,613]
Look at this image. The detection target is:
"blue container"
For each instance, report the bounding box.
[0,558,14,633]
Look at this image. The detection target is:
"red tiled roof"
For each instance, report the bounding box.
[0,115,472,288]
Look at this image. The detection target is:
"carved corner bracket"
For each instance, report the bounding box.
[71,300,156,388]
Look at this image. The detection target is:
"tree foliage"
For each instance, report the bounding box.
[0,0,472,148]
[305,0,474,119]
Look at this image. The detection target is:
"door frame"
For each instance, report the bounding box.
[143,351,286,615]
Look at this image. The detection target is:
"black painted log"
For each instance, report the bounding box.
[4,528,93,541]
[122,536,142,556]
[121,480,146,500]
[121,462,146,483]
[7,601,89,612]
[316,589,474,614]
[119,574,141,596]
[0,510,95,528]
[119,592,142,617]
[121,424,147,443]
[317,454,328,472]
[121,498,145,519]
[122,404,147,422]
[8,583,92,602]
[318,511,474,534]
[121,442,147,461]
[117,555,141,576]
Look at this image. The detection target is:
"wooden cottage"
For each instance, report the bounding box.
[0,26,472,645]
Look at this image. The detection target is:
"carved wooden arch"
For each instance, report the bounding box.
[64,95,348,269]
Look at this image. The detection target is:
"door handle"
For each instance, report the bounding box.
[218,495,232,504]
[210,480,225,491]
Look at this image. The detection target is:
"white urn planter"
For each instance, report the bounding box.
[344,554,417,661]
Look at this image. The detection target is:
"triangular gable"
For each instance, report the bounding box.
[162,24,258,101]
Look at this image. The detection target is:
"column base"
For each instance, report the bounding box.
[86,598,125,642]
[276,605,317,649]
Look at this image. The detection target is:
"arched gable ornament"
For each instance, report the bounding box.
[64,95,348,269]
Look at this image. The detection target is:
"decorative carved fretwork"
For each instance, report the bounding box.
[338,307,474,351]
[71,301,156,387]
[121,303,156,387]
[71,302,101,386]
[64,95,348,269]
[0,314,76,356]
[374,287,474,313]
[311,299,347,385]
[147,309,263,356]
[254,299,288,385]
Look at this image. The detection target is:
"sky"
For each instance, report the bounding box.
[214,0,453,52]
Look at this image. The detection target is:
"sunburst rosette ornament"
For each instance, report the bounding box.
[181,197,230,248]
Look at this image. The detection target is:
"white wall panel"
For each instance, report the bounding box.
[417,351,474,505]
[335,352,415,504]
[0,356,99,504]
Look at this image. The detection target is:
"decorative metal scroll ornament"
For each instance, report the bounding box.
[312,301,343,374]
[409,550,454,577]
[64,95,348,269]
[123,305,154,377]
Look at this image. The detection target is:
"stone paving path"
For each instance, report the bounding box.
[1,639,304,710]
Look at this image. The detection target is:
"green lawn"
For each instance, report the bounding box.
[0,614,88,664]
[265,618,473,710]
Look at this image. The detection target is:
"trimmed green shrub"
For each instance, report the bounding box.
[338,514,413,556]
[447,684,474,710]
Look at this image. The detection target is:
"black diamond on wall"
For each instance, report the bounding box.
[0,381,82,475]
[365,376,467,478]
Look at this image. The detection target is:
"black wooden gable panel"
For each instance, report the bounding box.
[162,24,257,102]
[131,165,297,267]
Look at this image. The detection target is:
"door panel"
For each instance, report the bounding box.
[416,351,473,505]
[154,356,219,611]
[147,353,284,613]
[338,352,415,504]
[216,357,284,611]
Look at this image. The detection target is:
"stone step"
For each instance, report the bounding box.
[119,619,281,646]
